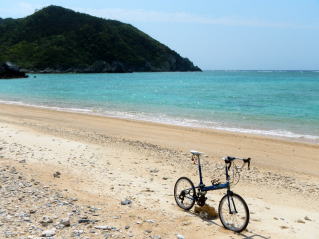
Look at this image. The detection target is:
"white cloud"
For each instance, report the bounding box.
[76,7,317,29]
[0,1,45,18]
[0,4,316,30]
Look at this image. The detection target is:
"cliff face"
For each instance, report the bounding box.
[0,6,201,73]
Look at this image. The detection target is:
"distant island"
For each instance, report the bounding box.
[0,6,201,73]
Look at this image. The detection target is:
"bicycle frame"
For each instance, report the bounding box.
[193,154,236,214]
[194,154,230,192]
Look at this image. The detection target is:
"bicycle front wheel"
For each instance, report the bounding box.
[174,177,196,210]
[218,193,249,233]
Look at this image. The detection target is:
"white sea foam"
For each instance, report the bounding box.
[212,126,319,140]
[0,100,93,113]
[0,99,318,143]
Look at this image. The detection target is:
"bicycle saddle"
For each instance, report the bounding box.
[223,156,236,161]
[190,150,203,156]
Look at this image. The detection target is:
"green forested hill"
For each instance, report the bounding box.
[0,6,201,73]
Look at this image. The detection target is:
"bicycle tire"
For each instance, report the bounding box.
[218,193,249,233]
[174,177,196,210]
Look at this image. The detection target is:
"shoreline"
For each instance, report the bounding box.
[0,102,319,238]
[0,100,318,145]
[0,102,318,177]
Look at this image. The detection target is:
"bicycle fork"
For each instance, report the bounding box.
[227,190,238,214]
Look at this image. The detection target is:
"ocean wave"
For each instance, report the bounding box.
[212,126,319,140]
[0,100,93,113]
[0,99,318,143]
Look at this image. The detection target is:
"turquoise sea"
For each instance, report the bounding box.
[0,71,318,143]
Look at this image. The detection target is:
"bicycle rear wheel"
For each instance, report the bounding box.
[218,193,249,233]
[174,177,196,210]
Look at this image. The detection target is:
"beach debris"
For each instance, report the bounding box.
[53,171,61,178]
[41,228,56,237]
[60,217,71,227]
[151,236,161,239]
[78,216,91,223]
[94,225,117,230]
[176,234,185,239]
[29,209,37,214]
[280,225,289,229]
[142,187,154,192]
[40,216,53,226]
[72,229,84,237]
[304,216,312,221]
[121,199,132,205]
[145,219,156,223]
[296,219,305,224]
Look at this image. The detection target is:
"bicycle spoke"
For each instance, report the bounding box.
[219,194,249,232]
[174,177,196,210]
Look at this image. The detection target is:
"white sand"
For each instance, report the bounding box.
[0,103,318,238]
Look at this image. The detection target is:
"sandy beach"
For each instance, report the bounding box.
[0,103,318,238]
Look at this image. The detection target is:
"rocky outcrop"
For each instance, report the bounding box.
[0,62,28,79]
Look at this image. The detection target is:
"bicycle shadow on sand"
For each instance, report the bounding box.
[236,233,270,239]
[185,210,270,239]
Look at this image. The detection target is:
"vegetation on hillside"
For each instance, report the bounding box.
[0,6,201,73]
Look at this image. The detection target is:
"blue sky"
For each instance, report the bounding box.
[1,0,319,70]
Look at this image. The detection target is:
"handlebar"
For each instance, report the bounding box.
[223,156,251,170]
[190,151,251,170]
